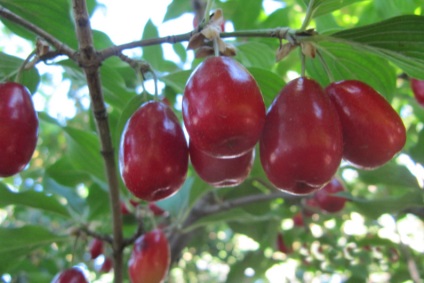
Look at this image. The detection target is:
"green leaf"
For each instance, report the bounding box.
[221,0,263,30]
[0,225,68,273]
[328,15,424,79]
[63,127,105,183]
[0,0,77,48]
[409,128,424,164]
[248,68,285,107]
[303,0,370,18]
[100,64,135,110]
[342,190,424,218]
[157,176,194,219]
[86,183,110,221]
[0,52,40,93]
[163,0,191,22]
[161,70,192,93]
[307,41,397,99]
[356,162,420,189]
[46,157,91,187]
[236,42,275,70]
[0,182,70,218]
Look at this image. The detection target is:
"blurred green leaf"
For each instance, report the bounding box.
[164,0,192,22]
[0,182,70,218]
[161,70,192,93]
[0,0,77,48]
[156,176,194,219]
[86,183,110,221]
[0,52,40,93]
[226,251,275,283]
[236,42,275,69]
[302,0,370,18]
[0,225,68,273]
[409,128,424,164]
[100,64,136,110]
[46,157,91,188]
[248,67,284,107]
[328,15,424,79]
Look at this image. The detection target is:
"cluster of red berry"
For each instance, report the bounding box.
[119,55,406,200]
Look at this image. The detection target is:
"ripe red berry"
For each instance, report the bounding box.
[326,80,406,169]
[89,238,104,259]
[411,78,424,107]
[292,212,304,227]
[128,229,170,283]
[119,101,189,201]
[0,82,38,177]
[183,56,265,158]
[51,267,89,283]
[260,77,343,195]
[313,178,346,213]
[100,257,113,273]
[189,142,254,188]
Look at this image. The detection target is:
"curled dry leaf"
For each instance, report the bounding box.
[276,43,296,62]
[301,42,317,58]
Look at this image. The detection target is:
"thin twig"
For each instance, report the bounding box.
[71,1,124,282]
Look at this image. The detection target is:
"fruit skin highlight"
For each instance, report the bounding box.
[411,78,424,107]
[260,77,343,195]
[0,82,38,177]
[128,229,170,283]
[183,56,265,158]
[119,101,188,201]
[326,80,406,169]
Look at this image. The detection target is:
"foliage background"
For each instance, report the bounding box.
[0,0,423,282]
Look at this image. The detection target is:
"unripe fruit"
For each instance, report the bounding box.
[183,56,265,158]
[128,229,170,283]
[411,78,424,107]
[260,77,343,195]
[326,80,406,169]
[0,82,38,177]
[189,142,254,188]
[314,178,346,213]
[51,267,89,283]
[119,101,189,201]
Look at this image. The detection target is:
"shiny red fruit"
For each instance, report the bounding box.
[411,78,424,107]
[100,257,113,273]
[89,238,104,259]
[189,142,254,188]
[183,56,265,158]
[260,77,343,195]
[326,80,406,169]
[128,229,170,283]
[0,82,38,177]
[314,178,346,213]
[51,267,89,283]
[119,101,189,201]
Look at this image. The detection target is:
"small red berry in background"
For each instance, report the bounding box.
[314,178,347,213]
[411,78,424,107]
[89,238,104,260]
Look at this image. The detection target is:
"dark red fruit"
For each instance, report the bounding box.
[89,238,104,259]
[128,229,170,283]
[148,202,167,216]
[314,178,346,213]
[51,267,89,283]
[183,56,265,158]
[276,233,292,254]
[411,78,424,107]
[0,82,38,177]
[189,142,254,188]
[100,257,113,273]
[326,80,406,169]
[260,77,343,195]
[119,101,189,201]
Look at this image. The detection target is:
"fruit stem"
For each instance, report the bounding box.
[15,50,36,85]
[300,50,306,77]
[300,0,316,31]
[203,0,214,25]
[317,50,335,82]
[213,37,220,57]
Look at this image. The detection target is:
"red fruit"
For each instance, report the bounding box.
[51,267,89,283]
[326,80,406,169]
[292,212,304,227]
[189,142,254,188]
[119,101,189,201]
[148,202,167,216]
[260,77,343,195]
[0,82,38,177]
[411,78,424,107]
[183,56,265,158]
[276,233,292,254]
[304,198,319,217]
[89,238,104,259]
[100,257,113,273]
[314,178,346,213]
[128,229,170,283]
